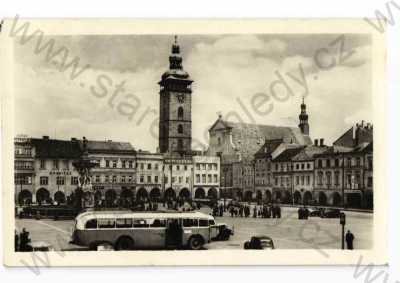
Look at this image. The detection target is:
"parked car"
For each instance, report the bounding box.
[309,208,323,217]
[322,209,341,218]
[244,235,275,250]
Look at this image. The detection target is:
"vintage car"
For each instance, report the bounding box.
[322,209,341,218]
[309,208,324,217]
[244,235,275,250]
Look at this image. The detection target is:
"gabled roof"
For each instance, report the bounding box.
[81,140,135,153]
[292,145,329,161]
[273,146,305,162]
[254,139,284,158]
[31,138,81,159]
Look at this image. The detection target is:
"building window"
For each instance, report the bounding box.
[95,175,100,183]
[129,161,133,168]
[178,124,183,134]
[326,172,332,186]
[147,176,152,183]
[172,177,176,183]
[53,159,59,169]
[307,163,311,169]
[155,164,159,170]
[40,176,48,185]
[318,159,323,168]
[40,159,46,169]
[164,176,168,184]
[178,176,182,183]
[317,172,323,185]
[105,175,109,183]
[148,163,152,170]
[113,161,117,168]
[218,137,221,145]
[202,174,206,183]
[368,157,373,170]
[214,174,218,183]
[56,176,65,185]
[105,160,110,168]
[184,165,187,170]
[121,175,126,183]
[347,158,352,167]
[306,175,310,185]
[196,174,200,183]
[335,159,340,167]
[112,175,117,183]
[155,176,159,183]
[178,107,184,120]
[356,157,361,167]
[176,165,180,170]
[122,160,126,168]
[334,171,340,186]
[367,176,373,187]
[71,176,78,185]
[140,175,144,183]
[326,159,331,168]
[208,174,212,183]
[128,176,133,183]
[140,163,144,170]
[296,176,299,185]
[301,175,304,185]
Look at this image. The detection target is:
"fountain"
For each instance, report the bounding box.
[72,137,98,209]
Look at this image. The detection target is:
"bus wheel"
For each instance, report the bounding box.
[115,236,134,251]
[188,236,204,250]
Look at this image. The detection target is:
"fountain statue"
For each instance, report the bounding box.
[72,137,98,209]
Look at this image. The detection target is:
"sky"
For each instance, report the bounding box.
[14,34,372,151]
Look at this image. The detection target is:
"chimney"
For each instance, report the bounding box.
[71,137,77,142]
[314,139,318,146]
[319,138,324,146]
[43,136,49,140]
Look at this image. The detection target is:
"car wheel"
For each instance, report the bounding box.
[115,236,135,251]
[188,236,204,250]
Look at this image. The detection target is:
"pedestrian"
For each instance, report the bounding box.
[15,230,19,252]
[345,230,355,250]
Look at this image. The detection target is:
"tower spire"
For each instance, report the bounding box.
[299,96,310,136]
[169,35,182,70]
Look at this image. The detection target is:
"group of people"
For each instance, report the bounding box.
[15,228,32,252]
[227,203,282,219]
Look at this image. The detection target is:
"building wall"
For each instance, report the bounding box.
[192,155,220,198]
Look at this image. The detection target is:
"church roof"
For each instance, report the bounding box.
[254,139,284,159]
[210,118,312,162]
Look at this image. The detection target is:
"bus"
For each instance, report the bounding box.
[70,210,217,250]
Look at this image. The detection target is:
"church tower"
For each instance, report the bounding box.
[158,36,193,155]
[298,96,310,136]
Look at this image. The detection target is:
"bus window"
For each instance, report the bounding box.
[149,219,166,228]
[85,219,97,229]
[209,219,216,226]
[133,219,148,228]
[98,219,115,229]
[183,219,198,227]
[199,219,209,227]
[116,218,133,228]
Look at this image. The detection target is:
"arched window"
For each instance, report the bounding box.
[178,124,183,134]
[178,107,184,120]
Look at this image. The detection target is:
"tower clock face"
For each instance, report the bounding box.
[177,93,185,103]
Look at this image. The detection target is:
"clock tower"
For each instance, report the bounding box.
[158,36,193,155]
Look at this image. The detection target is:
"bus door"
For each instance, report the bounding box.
[166,219,183,248]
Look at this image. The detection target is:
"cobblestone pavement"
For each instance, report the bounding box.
[15,207,372,251]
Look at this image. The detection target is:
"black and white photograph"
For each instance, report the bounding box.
[1,19,386,266]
